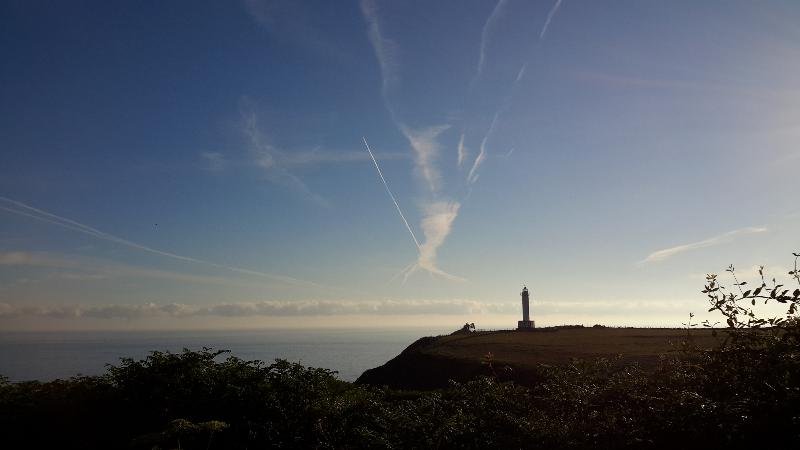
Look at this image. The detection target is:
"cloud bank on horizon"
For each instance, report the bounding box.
[0,296,712,327]
[0,298,513,320]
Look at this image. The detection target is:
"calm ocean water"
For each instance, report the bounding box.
[0,328,449,383]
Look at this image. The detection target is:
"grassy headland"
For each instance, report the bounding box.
[357,327,721,389]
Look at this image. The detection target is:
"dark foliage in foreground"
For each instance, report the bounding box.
[2,254,799,449]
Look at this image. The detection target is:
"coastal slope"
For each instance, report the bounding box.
[356,327,719,389]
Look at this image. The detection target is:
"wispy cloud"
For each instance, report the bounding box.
[466,151,485,184]
[641,226,768,264]
[411,201,464,281]
[0,196,319,287]
[360,2,463,282]
[467,112,499,184]
[359,2,449,195]
[200,151,227,172]
[243,0,348,61]
[466,0,559,184]
[539,0,564,40]
[359,0,564,280]
[457,132,468,168]
[475,0,509,83]
[400,124,465,281]
[364,137,464,282]
[360,0,400,107]
[240,107,331,207]
[399,124,450,193]
[515,64,527,83]
[0,298,512,320]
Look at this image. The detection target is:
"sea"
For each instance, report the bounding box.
[0,327,449,383]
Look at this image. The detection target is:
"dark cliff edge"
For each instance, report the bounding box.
[354,332,546,389]
[355,335,493,390]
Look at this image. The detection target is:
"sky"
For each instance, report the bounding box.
[1,0,799,331]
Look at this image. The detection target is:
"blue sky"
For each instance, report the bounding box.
[1,0,798,330]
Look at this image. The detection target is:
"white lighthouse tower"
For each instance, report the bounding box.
[517,286,535,330]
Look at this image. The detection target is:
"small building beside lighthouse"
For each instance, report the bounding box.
[517,286,535,330]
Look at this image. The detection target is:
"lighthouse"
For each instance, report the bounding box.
[517,286,535,330]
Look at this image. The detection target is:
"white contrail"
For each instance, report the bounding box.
[457,131,470,168]
[515,64,527,83]
[640,226,768,264]
[362,137,421,250]
[467,112,499,184]
[358,7,463,281]
[0,197,223,266]
[463,1,564,187]
[475,0,508,83]
[540,0,564,40]
[0,196,319,287]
